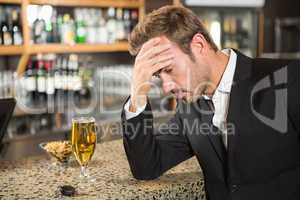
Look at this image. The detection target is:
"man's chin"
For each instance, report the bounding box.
[173,90,200,103]
[178,95,194,103]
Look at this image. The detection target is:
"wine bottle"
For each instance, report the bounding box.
[33,7,47,44]
[116,8,125,41]
[106,7,117,43]
[1,9,13,45]
[12,8,23,45]
[75,9,87,43]
[37,54,47,106]
[45,54,55,111]
[24,59,36,105]
[123,9,131,40]
[97,8,108,44]
[61,14,75,45]
[130,10,138,32]
[0,7,3,45]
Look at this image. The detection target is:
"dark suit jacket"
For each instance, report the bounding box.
[121,50,300,200]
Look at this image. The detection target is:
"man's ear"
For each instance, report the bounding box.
[190,33,207,54]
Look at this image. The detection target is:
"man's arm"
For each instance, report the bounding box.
[122,98,194,180]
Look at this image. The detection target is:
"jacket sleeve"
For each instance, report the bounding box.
[121,98,194,180]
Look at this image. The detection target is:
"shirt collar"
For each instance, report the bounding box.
[202,49,237,101]
[216,49,237,93]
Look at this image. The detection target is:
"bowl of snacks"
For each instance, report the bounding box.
[40,141,73,163]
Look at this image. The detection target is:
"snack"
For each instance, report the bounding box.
[43,141,72,162]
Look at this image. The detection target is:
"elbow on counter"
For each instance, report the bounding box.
[129,163,163,181]
[131,170,161,181]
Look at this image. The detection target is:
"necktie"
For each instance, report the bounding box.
[205,99,215,112]
[204,99,227,151]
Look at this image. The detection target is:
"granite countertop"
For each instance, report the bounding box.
[0,139,206,200]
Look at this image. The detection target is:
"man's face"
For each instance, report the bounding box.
[155,37,209,102]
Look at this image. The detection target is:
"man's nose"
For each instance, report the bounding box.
[162,80,176,94]
[160,74,176,94]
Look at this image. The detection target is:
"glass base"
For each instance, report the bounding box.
[76,166,96,194]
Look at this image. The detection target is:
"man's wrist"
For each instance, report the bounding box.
[129,94,147,112]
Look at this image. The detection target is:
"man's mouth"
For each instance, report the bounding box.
[171,89,188,99]
[174,92,184,99]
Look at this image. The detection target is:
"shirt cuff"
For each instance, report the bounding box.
[124,98,147,120]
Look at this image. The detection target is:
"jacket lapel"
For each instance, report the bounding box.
[199,98,226,164]
[179,98,226,164]
[227,50,253,160]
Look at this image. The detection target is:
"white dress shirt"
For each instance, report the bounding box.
[124,49,237,149]
[210,49,237,148]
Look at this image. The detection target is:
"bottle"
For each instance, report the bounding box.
[61,56,68,94]
[116,8,125,41]
[12,8,23,45]
[90,8,98,44]
[61,14,75,45]
[106,7,117,43]
[0,7,3,45]
[33,7,47,44]
[36,54,47,105]
[1,9,13,45]
[56,14,63,43]
[75,9,87,43]
[236,18,249,49]
[45,54,55,96]
[51,9,59,43]
[68,54,81,90]
[130,10,139,32]
[24,59,36,104]
[67,54,74,91]
[86,8,97,44]
[54,56,62,101]
[97,8,108,43]
[123,9,131,40]
[45,9,54,43]
[67,54,78,104]
[45,54,55,111]
[61,56,70,104]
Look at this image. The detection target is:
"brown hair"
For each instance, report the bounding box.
[128,5,218,57]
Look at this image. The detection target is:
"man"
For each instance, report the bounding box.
[121,5,300,200]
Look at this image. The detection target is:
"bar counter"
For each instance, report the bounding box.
[0,139,206,199]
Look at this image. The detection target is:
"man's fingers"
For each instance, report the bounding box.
[151,57,174,75]
[140,44,172,61]
[150,53,174,67]
[144,53,173,69]
[138,38,160,56]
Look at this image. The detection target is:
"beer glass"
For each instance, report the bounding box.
[71,117,97,187]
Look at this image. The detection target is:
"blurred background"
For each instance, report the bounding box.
[0,0,299,160]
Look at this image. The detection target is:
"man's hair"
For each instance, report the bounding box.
[128,5,218,57]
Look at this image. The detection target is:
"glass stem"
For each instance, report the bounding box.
[80,166,87,178]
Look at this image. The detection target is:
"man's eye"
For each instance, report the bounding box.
[153,70,161,78]
[153,73,160,78]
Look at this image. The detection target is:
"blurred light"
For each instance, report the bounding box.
[27,5,38,26]
[40,5,53,22]
[210,21,221,49]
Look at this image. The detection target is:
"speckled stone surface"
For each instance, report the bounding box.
[0,139,206,200]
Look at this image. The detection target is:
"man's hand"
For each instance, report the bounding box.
[129,38,174,112]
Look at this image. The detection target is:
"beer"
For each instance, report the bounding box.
[71,117,96,167]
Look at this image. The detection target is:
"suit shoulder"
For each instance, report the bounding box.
[251,57,299,80]
[252,57,290,71]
